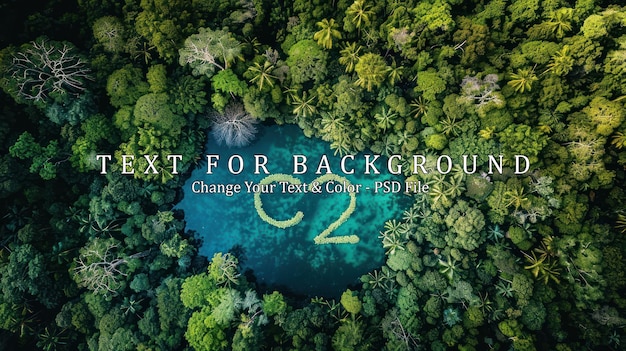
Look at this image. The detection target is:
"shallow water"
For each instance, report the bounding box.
[176,124,410,297]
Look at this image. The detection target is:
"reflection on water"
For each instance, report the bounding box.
[176,124,410,297]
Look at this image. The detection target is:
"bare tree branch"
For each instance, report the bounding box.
[9,38,91,103]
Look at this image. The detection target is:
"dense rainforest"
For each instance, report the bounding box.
[1,0,626,350]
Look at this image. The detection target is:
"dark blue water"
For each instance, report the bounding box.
[176,124,410,297]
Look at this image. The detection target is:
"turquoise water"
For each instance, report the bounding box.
[176,124,410,297]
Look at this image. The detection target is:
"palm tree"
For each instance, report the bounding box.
[282,86,298,104]
[544,46,573,76]
[386,60,403,86]
[346,0,374,31]
[37,326,68,351]
[247,61,276,90]
[379,220,407,255]
[495,279,514,297]
[487,224,505,242]
[614,213,626,234]
[611,132,626,149]
[609,331,621,348]
[380,135,398,156]
[120,296,143,316]
[410,96,428,118]
[534,235,557,258]
[429,183,452,209]
[546,8,573,39]
[339,42,362,73]
[402,206,420,226]
[374,106,397,131]
[523,251,561,284]
[444,176,466,198]
[396,130,411,147]
[440,115,462,137]
[477,292,493,314]
[508,68,538,93]
[478,126,495,139]
[314,18,342,49]
[438,255,459,281]
[90,216,122,236]
[383,219,403,237]
[292,91,317,119]
[504,185,530,211]
[380,266,398,298]
[367,269,384,289]
[129,39,155,64]
[321,112,345,136]
[330,136,352,157]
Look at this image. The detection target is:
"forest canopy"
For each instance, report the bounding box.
[1,0,626,350]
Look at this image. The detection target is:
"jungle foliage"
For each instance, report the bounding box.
[1,0,626,350]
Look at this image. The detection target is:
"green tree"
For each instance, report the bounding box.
[44,91,96,126]
[581,13,608,39]
[207,252,241,287]
[344,0,374,33]
[314,18,342,49]
[106,65,149,108]
[332,319,366,351]
[584,96,624,136]
[180,273,217,309]
[453,17,491,66]
[508,68,538,93]
[413,0,455,32]
[512,283,535,318]
[498,124,548,165]
[1,243,58,312]
[9,132,63,180]
[155,278,190,348]
[179,28,242,77]
[340,289,362,315]
[415,69,446,101]
[134,0,208,62]
[354,53,387,91]
[546,8,574,39]
[262,291,287,317]
[134,93,186,136]
[71,114,116,172]
[445,200,486,251]
[185,311,229,351]
[212,69,248,110]
[92,16,126,53]
[339,42,361,73]
[146,64,168,93]
[169,74,208,114]
[286,40,328,84]
[247,61,277,91]
[544,46,574,76]
[213,68,247,94]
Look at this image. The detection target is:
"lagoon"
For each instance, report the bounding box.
[176,124,410,297]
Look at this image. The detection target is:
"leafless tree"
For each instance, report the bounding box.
[460,74,503,108]
[9,38,91,103]
[211,103,258,148]
[381,308,421,350]
[73,238,148,295]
